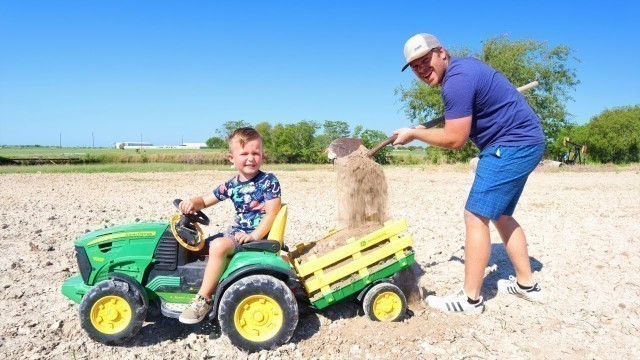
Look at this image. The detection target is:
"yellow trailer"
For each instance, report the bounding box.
[289,219,415,321]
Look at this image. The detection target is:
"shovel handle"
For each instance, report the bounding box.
[368,136,398,156]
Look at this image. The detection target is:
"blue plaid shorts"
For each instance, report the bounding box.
[465,143,545,220]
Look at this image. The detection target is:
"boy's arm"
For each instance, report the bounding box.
[179,193,220,215]
[236,198,282,244]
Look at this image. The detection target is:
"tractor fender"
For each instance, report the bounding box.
[208,265,297,321]
[107,272,149,309]
[356,278,394,303]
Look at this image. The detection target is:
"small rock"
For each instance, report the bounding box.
[47,216,56,220]
[50,320,62,330]
[35,229,43,234]
[1,224,8,229]
[46,261,53,266]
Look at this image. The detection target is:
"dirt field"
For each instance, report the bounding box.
[1,165,639,359]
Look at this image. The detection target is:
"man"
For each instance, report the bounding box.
[394,33,545,314]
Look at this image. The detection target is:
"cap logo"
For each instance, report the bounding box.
[414,44,423,51]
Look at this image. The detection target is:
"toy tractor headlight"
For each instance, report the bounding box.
[75,246,92,284]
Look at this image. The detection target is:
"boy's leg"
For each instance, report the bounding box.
[179,237,236,324]
[492,215,533,286]
[199,237,236,298]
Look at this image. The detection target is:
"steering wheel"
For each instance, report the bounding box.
[172,199,210,225]
[169,199,210,251]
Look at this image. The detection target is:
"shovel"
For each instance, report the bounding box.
[327,81,539,160]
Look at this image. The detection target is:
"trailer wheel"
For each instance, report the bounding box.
[79,280,147,345]
[362,282,407,322]
[218,275,298,352]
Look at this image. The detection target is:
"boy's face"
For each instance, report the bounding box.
[228,138,264,179]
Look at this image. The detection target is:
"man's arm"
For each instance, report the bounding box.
[236,197,282,244]
[392,115,472,150]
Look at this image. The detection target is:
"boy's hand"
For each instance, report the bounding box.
[235,232,257,244]
[179,200,199,215]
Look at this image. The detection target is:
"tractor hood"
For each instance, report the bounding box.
[75,222,168,248]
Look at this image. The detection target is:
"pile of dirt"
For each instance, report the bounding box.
[334,145,388,229]
[291,146,390,261]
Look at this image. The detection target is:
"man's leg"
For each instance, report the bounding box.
[463,210,492,300]
[423,209,488,314]
[492,215,534,286]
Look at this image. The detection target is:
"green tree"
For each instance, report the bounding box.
[205,136,227,149]
[352,125,363,138]
[269,121,325,163]
[573,105,640,163]
[217,120,252,139]
[396,35,579,162]
[360,129,391,164]
[323,120,351,140]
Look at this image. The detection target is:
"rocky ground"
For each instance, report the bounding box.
[1,165,639,359]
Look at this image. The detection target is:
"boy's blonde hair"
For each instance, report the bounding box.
[228,127,263,151]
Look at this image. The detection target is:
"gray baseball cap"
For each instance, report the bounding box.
[402,33,441,71]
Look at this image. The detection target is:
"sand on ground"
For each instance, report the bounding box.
[1,165,639,359]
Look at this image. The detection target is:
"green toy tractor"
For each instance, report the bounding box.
[62,200,416,352]
[61,199,299,352]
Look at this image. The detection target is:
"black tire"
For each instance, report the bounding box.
[79,280,147,345]
[362,282,407,322]
[218,275,298,352]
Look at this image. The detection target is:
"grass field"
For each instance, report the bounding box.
[0,146,225,157]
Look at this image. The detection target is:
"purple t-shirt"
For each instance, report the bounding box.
[442,57,545,150]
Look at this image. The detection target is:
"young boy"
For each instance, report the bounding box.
[178,127,282,324]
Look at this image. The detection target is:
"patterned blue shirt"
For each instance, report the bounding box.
[213,171,281,233]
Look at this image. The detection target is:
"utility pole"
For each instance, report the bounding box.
[92,132,94,148]
[59,133,62,148]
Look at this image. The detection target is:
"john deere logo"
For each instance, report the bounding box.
[360,241,366,247]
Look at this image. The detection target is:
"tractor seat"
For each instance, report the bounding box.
[241,204,288,253]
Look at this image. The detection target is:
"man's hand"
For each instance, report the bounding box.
[392,127,415,145]
[235,232,257,244]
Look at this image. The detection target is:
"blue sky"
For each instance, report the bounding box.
[1,1,638,147]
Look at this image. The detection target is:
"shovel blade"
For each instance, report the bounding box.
[327,138,364,159]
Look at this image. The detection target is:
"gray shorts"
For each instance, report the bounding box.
[205,226,243,253]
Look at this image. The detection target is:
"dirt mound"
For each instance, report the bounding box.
[334,146,388,229]
[290,146,389,261]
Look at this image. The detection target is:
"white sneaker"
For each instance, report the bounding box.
[426,288,485,314]
[497,275,543,302]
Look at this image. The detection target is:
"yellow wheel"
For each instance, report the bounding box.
[219,275,298,352]
[90,295,132,334]
[363,282,407,322]
[234,295,284,342]
[80,280,147,345]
